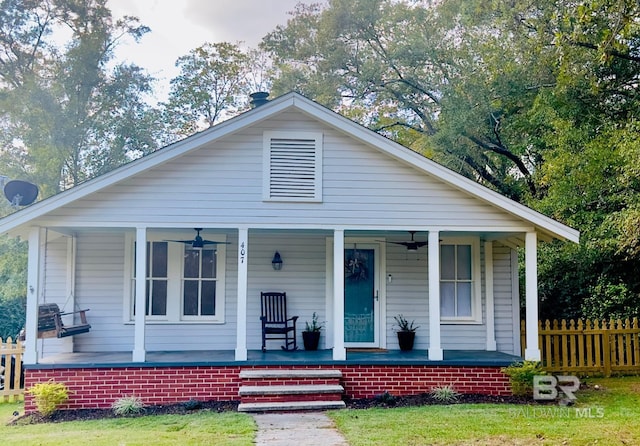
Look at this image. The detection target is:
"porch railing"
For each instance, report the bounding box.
[0,337,24,402]
[521,319,640,376]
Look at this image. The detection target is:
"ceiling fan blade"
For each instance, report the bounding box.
[201,240,231,245]
[164,239,195,244]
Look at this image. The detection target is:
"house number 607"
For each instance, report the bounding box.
[240,242,246,263]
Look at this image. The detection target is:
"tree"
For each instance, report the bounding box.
[0,0,160,197]
[162,42,252,137]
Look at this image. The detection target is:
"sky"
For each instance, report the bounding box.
[107,0,322,98]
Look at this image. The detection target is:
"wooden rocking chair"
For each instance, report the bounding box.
[37,303,91,339]
[260,292,298,352]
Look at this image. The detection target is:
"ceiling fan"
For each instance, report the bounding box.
[380,231,427,252]
[165,228,230,249]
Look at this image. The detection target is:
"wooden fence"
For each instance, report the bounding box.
[0,337,24,402]
[521,319,640,376]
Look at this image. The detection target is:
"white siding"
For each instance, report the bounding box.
[41,111,528,230]
[494,243,518,354]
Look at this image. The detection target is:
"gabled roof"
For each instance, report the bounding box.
[0,92,578,243]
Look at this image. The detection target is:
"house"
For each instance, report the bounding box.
[0,92,579,412]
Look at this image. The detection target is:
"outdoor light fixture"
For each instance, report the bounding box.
[271,251,283,270]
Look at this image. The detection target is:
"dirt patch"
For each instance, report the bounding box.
[10,393,537,425]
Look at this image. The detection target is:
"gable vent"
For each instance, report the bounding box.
[264,132,323,202]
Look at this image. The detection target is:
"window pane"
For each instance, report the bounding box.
[202,249,216,279]
[457,283,472,317]
[152,242,168,277]
[151,280,167,315]
[183,280,198,315]
[440,283,455,317]
[441,245,455,280]
[457,245,471,280]
[201,281,216,315]
[184,249,200,278]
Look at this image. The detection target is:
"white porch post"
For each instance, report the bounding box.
[24,227,42,365]
[524,231,541,360]
[485,241,497,351]
[333,229,346,360]
[235,227,249,361]
[60,235,77,353]
[132,227,147,362]
[428,230,443,360]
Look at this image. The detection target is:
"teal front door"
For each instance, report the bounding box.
[344,245,379,347]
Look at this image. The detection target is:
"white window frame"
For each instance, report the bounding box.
[439,236,482,324]
[262,131,323,202]
[123,231,226,324]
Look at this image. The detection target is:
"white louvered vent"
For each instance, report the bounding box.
[263,132,323,201]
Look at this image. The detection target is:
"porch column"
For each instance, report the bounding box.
[333,229,346,360]
[235,227,248,361]
[524,231,541,361]
[428,230,443,360]
[484,241,497,351]
[24,227,42,365]
[132,227,147,362]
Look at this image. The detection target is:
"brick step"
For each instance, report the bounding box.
[238,368,345,412]
[237,400,346,413]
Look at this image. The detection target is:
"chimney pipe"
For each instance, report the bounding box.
[249,91,270,108]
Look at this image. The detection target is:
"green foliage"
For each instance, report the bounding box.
[501,361,546,397]
[394,314,418,332]
[26,381,69,416]
[374,391,397,406]
[111,395,144,416]
[0,236,27,339]
[304,312,323,332]
[182,399,203,410]
[429,385,460,404]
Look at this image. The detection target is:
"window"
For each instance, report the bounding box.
[439,239,481,323]
[263,131,323,202]
[125,232,226,323]
[182,247,217,318]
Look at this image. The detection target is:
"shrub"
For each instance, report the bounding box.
[183,399,203,410]
[26,380,69,416]
[501,361,546,396]
[430,385,460,403]
[374,391,397,406]
[111,395,145,416]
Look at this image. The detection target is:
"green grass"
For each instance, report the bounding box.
[328,376,640,445]
[0,402,255,446]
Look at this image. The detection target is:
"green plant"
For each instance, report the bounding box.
[183,399,203,410]
[430,385,460,403]
[304,312,323,332]
[501,361,546,396]
[394,314,418,332]
[111,395,144,416]
[26,380,69,416]
[374,391,397,406]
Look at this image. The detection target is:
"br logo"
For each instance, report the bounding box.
[533,375,580,401]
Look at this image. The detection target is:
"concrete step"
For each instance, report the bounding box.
[239,369,342,379]
[239,384,344,396]
[238,400,346,413]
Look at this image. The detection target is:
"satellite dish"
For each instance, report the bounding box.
[3,180,39,206]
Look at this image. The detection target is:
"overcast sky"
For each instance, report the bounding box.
[108,0,322,98]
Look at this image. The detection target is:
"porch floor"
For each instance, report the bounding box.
[31,349,521,369]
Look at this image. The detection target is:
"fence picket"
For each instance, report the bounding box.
[0,337,25,402]
[522,318,640,377]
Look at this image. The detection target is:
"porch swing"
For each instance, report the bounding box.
[36,231,91,339]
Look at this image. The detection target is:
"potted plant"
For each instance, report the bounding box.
[302,312,323,350]
[394,314,418,351]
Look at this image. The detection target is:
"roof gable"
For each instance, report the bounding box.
[0,92,578,243]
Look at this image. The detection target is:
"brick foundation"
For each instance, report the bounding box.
[24,364,510,413]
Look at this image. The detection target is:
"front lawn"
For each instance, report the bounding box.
[329,376,640,445]
[0,402,255,446]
